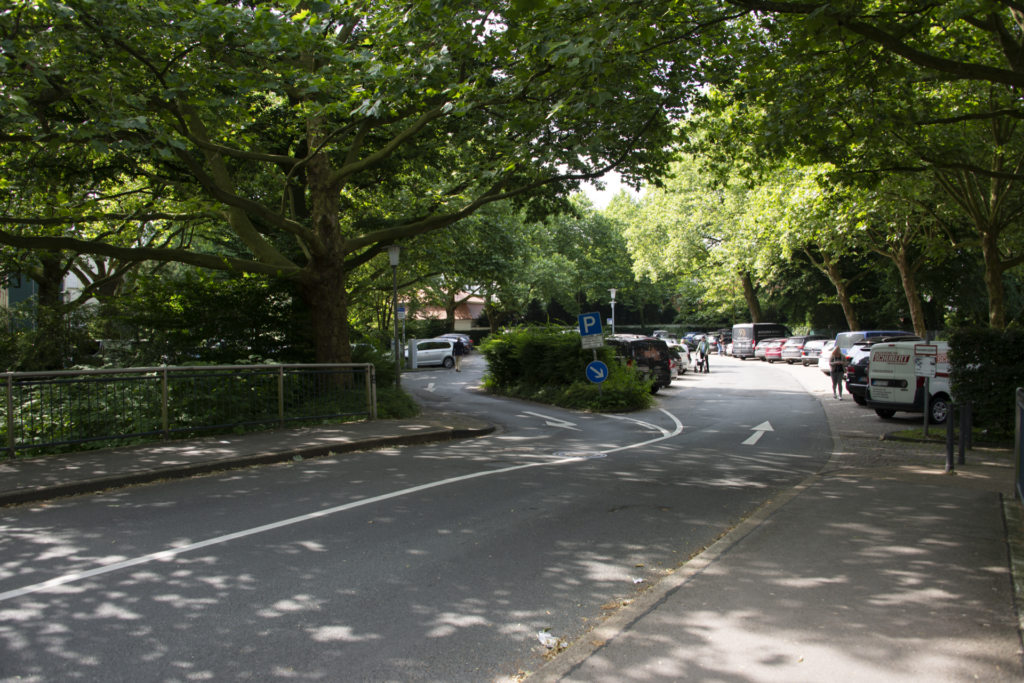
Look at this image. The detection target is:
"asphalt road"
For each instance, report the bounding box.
[0,352,833,682]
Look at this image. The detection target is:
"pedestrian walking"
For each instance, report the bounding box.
[452,338,466,371]
[829,345,845,399]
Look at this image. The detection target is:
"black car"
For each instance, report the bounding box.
[606,335,673,394]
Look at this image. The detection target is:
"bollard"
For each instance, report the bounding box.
[946,402,956,473]
[958,401,966,465]
[965,400,973,450]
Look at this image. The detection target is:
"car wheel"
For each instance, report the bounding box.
[768,359,774,364]
[853,394,866,406]
[875,408,896,419]
[786,360,793,365]
[929,395,950,424]
[442,356,454,369]
[650,384,660,395]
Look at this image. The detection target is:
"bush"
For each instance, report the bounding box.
[948,328,1024,438]
[479,326,654,412]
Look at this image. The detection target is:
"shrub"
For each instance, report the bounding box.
[948,328,1024,438]
[479,326,654,412]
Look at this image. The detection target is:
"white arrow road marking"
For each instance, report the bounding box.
[743,421,774,445]
[522,411,581,431]
[424,383,436,392]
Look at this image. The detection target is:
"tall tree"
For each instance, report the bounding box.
[0,0,707,361]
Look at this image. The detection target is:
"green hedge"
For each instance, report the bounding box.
[479,326,654,412]
[948,328,1024,438]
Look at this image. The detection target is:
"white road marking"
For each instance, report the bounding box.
[522,411,581,431]
[743,421,774,446]
[425,383,436,392]
[0,409,684,603]
[742,431,765,446]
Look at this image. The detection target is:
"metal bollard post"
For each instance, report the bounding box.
[965,400,973,451]
[946,402,956,474]
[958,402,967,465]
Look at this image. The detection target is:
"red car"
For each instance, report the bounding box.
[764,338,789,363]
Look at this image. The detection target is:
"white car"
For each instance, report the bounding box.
[817,340,836,375]
[405,339,455,368]
[666,341,692,375]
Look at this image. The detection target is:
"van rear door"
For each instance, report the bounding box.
[868,343,915,406]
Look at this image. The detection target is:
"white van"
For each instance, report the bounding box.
[866,341,951,423]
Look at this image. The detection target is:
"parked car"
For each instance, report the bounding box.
[652,330,678,340]
[818,340,836,375]
[666,341,692,374]
[434,333,472,353]
[764,338,789,363]
[845,336,922,405]
[754,338,776,361]
[606,335,673,393]
[406,339,455,368]
[834,330,908,356]
[781,335,828,364]
[801,339,828,366]
[867,340,951,423]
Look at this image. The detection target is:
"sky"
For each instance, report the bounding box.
[582,172,643,210]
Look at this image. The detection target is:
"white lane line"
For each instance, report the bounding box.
[603,409,682,452]
[0,410,683,603]
[603,414,671,437]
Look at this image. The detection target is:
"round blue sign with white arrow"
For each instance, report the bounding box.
[585,360,609,384]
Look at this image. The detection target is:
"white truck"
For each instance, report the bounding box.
[865,341,951,424]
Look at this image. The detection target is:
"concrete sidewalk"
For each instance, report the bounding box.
[527,358,1023,683]
[0,408,494,507]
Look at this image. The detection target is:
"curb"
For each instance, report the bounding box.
[0,423,495,508]
[882,433,1012,450]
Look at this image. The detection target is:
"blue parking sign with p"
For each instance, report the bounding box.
[578,312,603,336]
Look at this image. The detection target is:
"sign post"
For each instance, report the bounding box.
[915,345,938,436]
[579,313,605,395]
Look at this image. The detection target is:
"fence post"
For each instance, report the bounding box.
[161,368,169,441]
[6,374,13,458]
[278,365,285,429]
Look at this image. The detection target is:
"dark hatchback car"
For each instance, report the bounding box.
[607,335,673,394]
[845,335,923,405]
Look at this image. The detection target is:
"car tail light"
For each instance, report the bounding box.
[797,345,804,349]
[917,377,925,388]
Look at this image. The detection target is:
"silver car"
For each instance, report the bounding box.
[406,339,455,368]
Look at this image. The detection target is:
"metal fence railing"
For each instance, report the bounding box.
[1016,387,1023,500]
[2,364,376,457]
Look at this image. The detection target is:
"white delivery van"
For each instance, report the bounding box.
[866,341,951,423]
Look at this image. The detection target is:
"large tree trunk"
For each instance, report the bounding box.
[740,272,763,323]
[820,254,860,331]
[892,250,927,337]
[302,122,351,364]
[980,232,1006,329]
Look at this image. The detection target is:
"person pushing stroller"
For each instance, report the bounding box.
[696,337,710,373]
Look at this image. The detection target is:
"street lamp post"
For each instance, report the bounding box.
[388,245,401,389]
[609,288,617,335]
